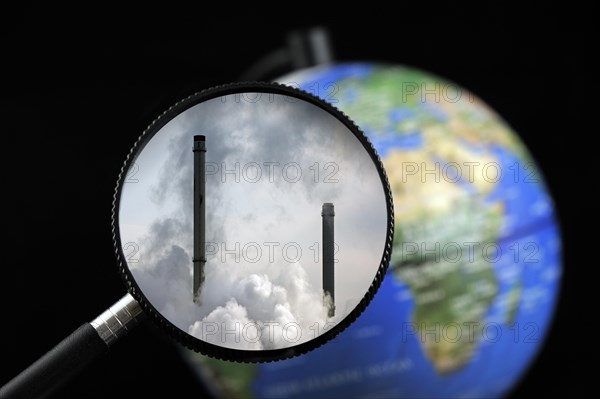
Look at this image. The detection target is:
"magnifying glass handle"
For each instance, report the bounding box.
[0,294,145,399]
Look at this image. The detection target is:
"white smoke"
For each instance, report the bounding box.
[132,221,335,349]
[119,94,386,350]
[189,261,331,349]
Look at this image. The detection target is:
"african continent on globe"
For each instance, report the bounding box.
[183,63,562,399]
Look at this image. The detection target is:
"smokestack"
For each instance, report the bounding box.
[322,202,335,317]
[193,135,206,303]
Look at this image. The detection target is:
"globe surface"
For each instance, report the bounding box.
[182,63,562,398]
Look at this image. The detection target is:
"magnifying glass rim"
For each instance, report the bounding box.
[112,81,394,362]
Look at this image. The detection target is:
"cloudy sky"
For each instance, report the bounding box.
[119,93,388,350]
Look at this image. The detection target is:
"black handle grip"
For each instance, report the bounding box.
[0,323,108,399]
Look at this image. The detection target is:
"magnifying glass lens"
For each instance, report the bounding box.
[116,84,393,360]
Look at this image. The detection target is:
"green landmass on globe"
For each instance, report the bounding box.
[334,66,530,373]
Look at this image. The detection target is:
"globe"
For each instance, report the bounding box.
[181,63,562,398]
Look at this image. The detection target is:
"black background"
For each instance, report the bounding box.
[1,6,592,398]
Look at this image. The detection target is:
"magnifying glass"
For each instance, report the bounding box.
[1,82,393,398]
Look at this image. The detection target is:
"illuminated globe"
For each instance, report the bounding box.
[182,63,562,398]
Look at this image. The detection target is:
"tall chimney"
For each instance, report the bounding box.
[322,202,335,317]
[193,135,206,303]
